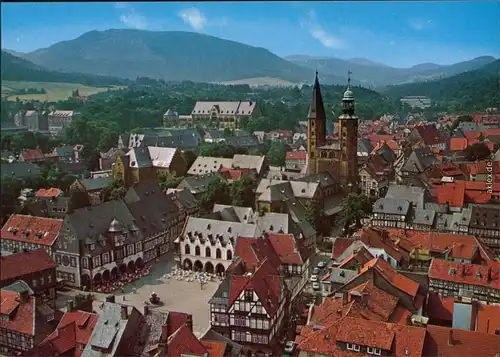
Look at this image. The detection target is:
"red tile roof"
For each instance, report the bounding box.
[233,237,281,271]
[35,188,63,198]
[449,137,468,151]
[267,233,304,265]
[429,259,500,290]
[298,316,426,357]
[21,149,44,161]
[201,340,226,357]
[359,258,420,298]
[228,258,281,316]
[424,325,500,357]
[384,229,492,263]
[426,292,454,322]
[218,167,253,180]
[475,304,500,335]
[286,151,307,160]
[358,228,408,263]
[167,324,208,357]
[414,124,447,146]
[0,248,56,282]
[1,215,63,247]
[332,238,354,260]
[0,289,35,335]
[38,310,98,357]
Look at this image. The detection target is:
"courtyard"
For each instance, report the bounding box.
[56,253,220,337]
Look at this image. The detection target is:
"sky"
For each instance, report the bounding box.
[1,1,499,68]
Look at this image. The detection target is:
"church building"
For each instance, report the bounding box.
[307,72,359,192]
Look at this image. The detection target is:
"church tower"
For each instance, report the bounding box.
[337,72,359,192]
[307,71,327,174]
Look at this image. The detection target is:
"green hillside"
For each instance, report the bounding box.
[383,60,500,112]
[1,50,128,86]
[20,29,351,85]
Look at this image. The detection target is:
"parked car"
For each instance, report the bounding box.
[312,282,321,290]
[317,261,326,269]
[284,341,296,354]
[310,275,318,282]
[313,267,320,274]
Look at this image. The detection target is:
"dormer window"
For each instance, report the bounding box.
[367,347,382,355]
[347,343,361,352]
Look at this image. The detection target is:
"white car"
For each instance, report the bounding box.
[313,267,320,274]
[312,282,321,290]
[284,341,296,354]
[310,275,318,282]
[317,261,326,269]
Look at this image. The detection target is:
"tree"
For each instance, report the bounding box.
[304,200,322,232]
[463,143,491,161]
[1,175,22,222]
[199,176,230,211]
[159,174,183,190]
[230,175,254,207]
[223,128,233,138]
[199,143,236,158]
[266,141,287,166]
[339,193,372,234]
[450,115,473,132]
[103,179,127,201]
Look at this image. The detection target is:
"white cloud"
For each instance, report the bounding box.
[178,7,207,31]
[116,3,148,30]
[408,18,432,31]
[120,13,148,30]
[301,9,343,49]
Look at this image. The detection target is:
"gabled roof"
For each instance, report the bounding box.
[413,124,447,145]
[228,258,282,316]
[359,257,420,298]
[423,325,500,357]
[36,310,98,357]
[147,146,178,168]
[0,248,56,282]
[428,259,500,290]
[78,177,113,191]
[1,215,63,247]
[21,148,44,161]
[0,286,36,335]
[36,188,63,198]
[166,324,208,357]
[298,316,426,357]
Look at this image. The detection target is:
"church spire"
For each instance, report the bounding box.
[307,71,326,121]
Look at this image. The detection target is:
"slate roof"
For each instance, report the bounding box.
[177,173,224,195]
[181,217,262,244]
[64,200,141,255]
[82,302,144,357]
[401,148,439,174]
[127,147,153,168]
[385,184,425,208]
[79,177,113,191]
[372,198,411,215]
[1,162,41,179]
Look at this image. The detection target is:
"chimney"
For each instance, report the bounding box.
[106,295,115,303]
[342,291,349,303]
[448,329,454,346]
[144,306,150,316]
[66,300,74,312]
[120,305,128,320]
[19,290,29,303]
[186,314,193,331]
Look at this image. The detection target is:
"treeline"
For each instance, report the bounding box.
[1,50,130,86]
[383,60,500,113]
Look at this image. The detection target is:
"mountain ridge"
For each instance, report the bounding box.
[16,29,351,85]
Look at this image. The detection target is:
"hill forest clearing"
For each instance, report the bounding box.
[1,80,123,101]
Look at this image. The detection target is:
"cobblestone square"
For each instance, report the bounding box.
[56,254,219,337]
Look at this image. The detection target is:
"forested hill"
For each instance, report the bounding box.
[383,60,500,112]
[18,29,351,85]
[1,50,129,86]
